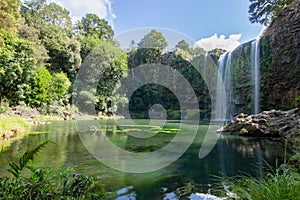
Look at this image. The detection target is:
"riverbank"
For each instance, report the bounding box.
[0,116,31,149]
[0,105,123,148]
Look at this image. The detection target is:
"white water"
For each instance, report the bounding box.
[214,52,233,121]
[204,51,209,67]
[224,52,233,120]
[251,39,261,114]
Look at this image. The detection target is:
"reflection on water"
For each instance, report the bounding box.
[0,120,285,199]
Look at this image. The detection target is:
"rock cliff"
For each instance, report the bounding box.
[260,0,300,110]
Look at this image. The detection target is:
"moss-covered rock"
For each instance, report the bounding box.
[260,1,300,110]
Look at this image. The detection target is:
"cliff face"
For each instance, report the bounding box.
[260,0,300,110]
[217,1,300,117]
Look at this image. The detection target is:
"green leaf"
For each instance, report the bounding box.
[8,141,50,178]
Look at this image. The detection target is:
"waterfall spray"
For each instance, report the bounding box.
[251,39,260,114]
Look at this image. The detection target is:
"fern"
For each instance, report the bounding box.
[8,141,49,178]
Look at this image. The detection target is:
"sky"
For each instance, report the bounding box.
[47,0,263,51]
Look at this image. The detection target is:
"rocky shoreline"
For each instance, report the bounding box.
[218,108,300,150]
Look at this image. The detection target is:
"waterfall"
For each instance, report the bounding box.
[214,52,233,121]
[251,39,260,114]
[224,52,233,120]
[204,51,209,67]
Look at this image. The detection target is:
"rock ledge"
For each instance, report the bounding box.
[219,108,300,149]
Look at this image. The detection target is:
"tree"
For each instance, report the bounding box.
[22,1,72,32]
[249,0,294,25]
[137,29,168,50]
[0,0,21,32]
[21,0,81,79]
[29,66,53,106]
[128,48,161,68]
[40,3,72,32]
[76,13,114,40]
[52,72,71,102]
[29,67,71,107]
[175,40,190,51]
[190,47,206,56]
[21,0,46,12]
[0,29,37,105]
[18,21,49,64]
[129,40,137,49]
[79,35,103,61]
[45,35,81,79]
[74,41,128,114]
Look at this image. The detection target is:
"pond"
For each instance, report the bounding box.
[0,120,286,199]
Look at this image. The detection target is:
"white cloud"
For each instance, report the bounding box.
[194,33,242,51]
[48,0,116,27]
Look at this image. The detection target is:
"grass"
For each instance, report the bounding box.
[0,116,30,135]
[33,115,64,121]
[221,164,300,200]
[0,116,30,149]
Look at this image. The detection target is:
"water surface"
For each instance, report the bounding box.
[0,120,285,199]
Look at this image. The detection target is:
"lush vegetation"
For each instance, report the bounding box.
[0,141,105,199]
[0,0,208,118]
[0,0,211,119]
[0,0,299,199]
[222,166,300,200]
[0,0,127,116]
[2,0,295,118]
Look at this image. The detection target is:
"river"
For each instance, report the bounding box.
[0,120,285,199]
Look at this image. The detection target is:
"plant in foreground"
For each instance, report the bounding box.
[221,166,300,200]
[0,141,105,199]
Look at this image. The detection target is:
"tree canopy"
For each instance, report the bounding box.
[0,0,21,32]
[75,41,128,114]
[0,29,37,105]
[21,0,81,79]
[76,13,114,41]
[0,0,128,116]
[249,0,295,25]
[176,40,190,51]
[137,29,168,50]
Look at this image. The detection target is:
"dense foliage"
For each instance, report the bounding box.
[0,142,105,199]
[0,0,128,116]
[0,0,211,118]
[127,41,211,119]
[0,0,21,33]
[0,29,37,106]
[74,41,128,115]
[0,0,297,116]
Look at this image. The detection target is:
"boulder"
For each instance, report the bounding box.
[219,108,300,149]
[9,106,40,120]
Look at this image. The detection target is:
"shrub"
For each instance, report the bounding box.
[0,141,105,199]
[0,99,9,114]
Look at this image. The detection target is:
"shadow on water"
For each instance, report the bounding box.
[0,120,286,199]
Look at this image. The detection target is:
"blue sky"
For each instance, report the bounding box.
[48,0,263,50]
[113,0,262,42]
